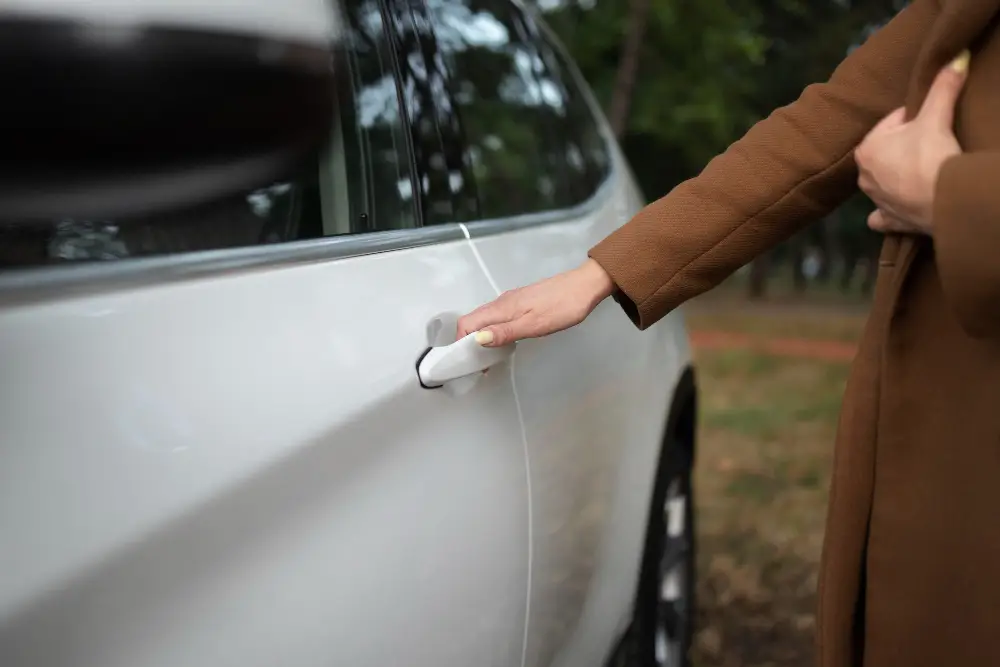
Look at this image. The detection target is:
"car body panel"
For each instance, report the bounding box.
[0,237,529,667]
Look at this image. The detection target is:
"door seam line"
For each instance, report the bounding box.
[459,222,533,667]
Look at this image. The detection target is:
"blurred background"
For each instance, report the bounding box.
[530,0,905,664]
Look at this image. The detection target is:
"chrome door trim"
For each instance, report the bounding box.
[0,167,618,306]
[0,225,464,305]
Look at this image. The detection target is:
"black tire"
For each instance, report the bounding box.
[611,435,696,667]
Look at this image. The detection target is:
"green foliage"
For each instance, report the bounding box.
[538,0,902,196]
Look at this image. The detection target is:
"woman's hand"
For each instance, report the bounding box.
[855,50,969,234]
[456,258,615,346]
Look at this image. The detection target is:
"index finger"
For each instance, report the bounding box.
[456,300,508,338]
[870,106,907,133]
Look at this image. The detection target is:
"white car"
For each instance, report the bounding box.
[0,1,697,666]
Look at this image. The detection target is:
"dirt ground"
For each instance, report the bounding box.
[688,331,856,363]
[684,291,868,667]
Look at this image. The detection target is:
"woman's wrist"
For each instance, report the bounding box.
[577,258,616,307]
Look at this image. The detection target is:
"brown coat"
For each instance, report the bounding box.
[589,1,1000,665]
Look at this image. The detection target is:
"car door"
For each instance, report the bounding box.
[0,2,529,666]
[417,1,690,665]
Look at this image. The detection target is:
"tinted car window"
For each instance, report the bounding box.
[0,176,320,269]
[526,17,612,205]
[342,0,419,233]
[421,0,612,221]
[0,0,415,270]
[384,0,480,225]
[426,0,570,220]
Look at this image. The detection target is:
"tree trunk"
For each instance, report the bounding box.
[748,255,771,300]
[607,0,652,138]
[861,246,878,295]
[817,215,836,284]
[841,251,858,292]
[791,245,807,292]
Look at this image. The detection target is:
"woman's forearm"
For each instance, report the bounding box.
[589,0,941,329]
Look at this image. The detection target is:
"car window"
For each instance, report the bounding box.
[525,15,612,206]
[422,0,611,222]
[425,0,568,220]
[338,0,419,234]
[384,0,481,225]
[0,0,415,270]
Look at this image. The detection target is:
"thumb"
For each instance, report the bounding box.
[917,49,970,128]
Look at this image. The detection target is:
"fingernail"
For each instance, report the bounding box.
[474,330,494,345]
[950,49,971,73]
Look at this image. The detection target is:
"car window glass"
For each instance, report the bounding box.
[384,0,480,225]
[527,18,612,206]
[0,0,415,271]
[426,0,569,220]
[339,0,419,233]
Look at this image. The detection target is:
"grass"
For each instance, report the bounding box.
[686,298,865,667]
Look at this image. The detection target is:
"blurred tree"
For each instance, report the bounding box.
[837,192,882,294]
[607,0,652,138]
[536,0,903,298]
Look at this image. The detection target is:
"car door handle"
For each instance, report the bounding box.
[417,333,515,388]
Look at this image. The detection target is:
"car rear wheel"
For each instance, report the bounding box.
[612,435,695,667]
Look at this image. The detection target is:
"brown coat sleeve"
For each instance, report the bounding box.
[933,152,1000,337]
[588,0,940,329]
